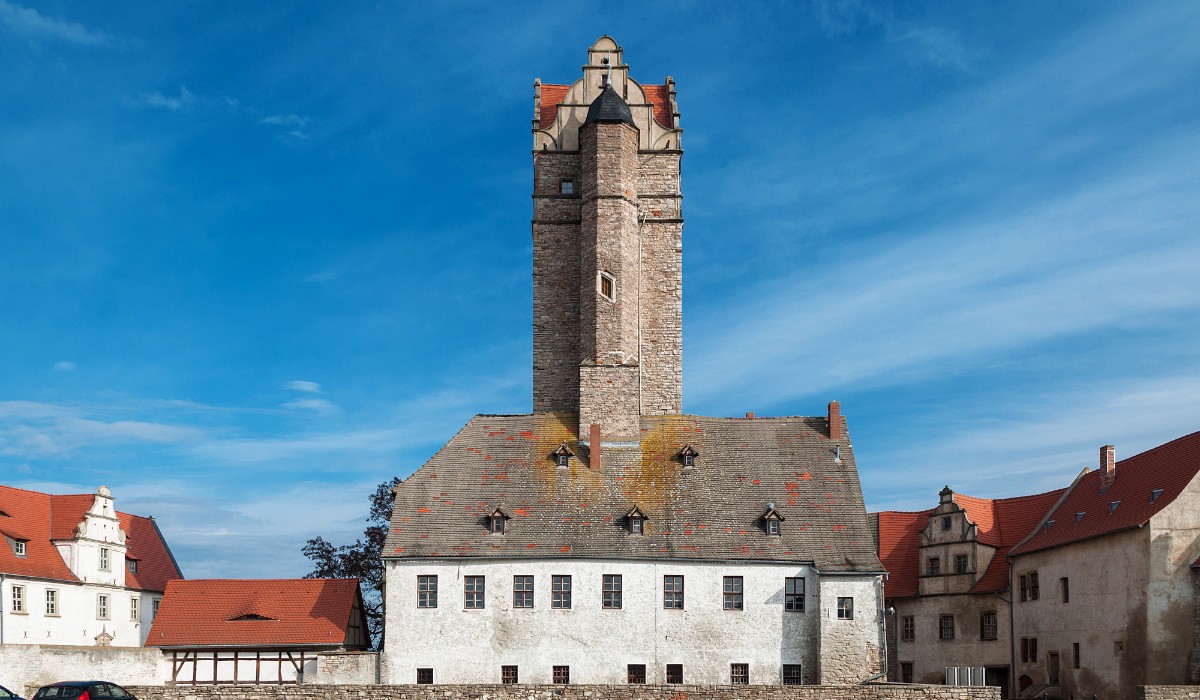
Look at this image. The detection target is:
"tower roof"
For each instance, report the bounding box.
[583,83,635,127]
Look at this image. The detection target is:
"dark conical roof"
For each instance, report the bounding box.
[583,83,635,127]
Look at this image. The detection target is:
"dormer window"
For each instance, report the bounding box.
[625,506,648,536]
[1151,489,1164,502]
[560,178,575,195]
[598,271,616,301]
[13,540,27,557]
[761,505,784,536]
[128,559,138,574]
[1110,500,1120,513]
[678,444,699,469]
[489,508,511,535]
[552,443,574,469]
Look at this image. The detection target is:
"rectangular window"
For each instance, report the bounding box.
[782,664,802,686]
[14,540,26,557]
[631,517,643,534]
[980,611,998,640]
[603,574,623,609]
[417,668,433,684]
[128,559,138,574]
[927,557,940,575]
[663,575,684,609]
[152,597,161,620]
[954,554,968,574]
[552,666,569,684]
[627,664,646,684]
[559,179,574,195]
[1021,637,1039,663]
[465,575,485,609]
[666,664,683,684]
[1073,642,1080,669]
[730,663,749,685]
[837,596,854,620]
[513,575,534,608]
[501,666,518,684]
[1019,573,1028,602]
[1061,577,1070,603]
[941,516,952,530]
[99,547,110,571]
[901,615,915,642]
[552,575,572,609]
[97,594,109,620]
[766,519,780,535]
[11,584,24,613]
[939,614,955,640]
[130,596,140,622]
[46,589,58,616]
[722,576,743,610]
[417,575,438,608]
[901,662,913,683]
[1029,572,1040,600]
[785,577,805,611]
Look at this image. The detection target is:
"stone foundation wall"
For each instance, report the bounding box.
[123,684,999,700]
[1140,687,1200,700]
[4,644,164,697]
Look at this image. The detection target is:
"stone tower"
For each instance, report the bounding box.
[531,36,683,442]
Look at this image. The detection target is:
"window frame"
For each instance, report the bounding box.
[766,518,780,536]
[782,664,802,686]
[13,540,26,557]
[722,576,744,611]
[1029,571,1040,599]
[130,596,140,622]
[602,574,622,609]
[901,615,915,642]
[730,663,749,685]
[939,614,955,640]
[1061,576,1070,603]
[663,575,684,610]
[836,596,854,620]
[11,584,25,614]
[45,588,59,616]
[598,271,616,302]
[416,668,434,685]
[99,546,111,572]
[464,575,485,609]
[941,516,952,530]
[551,575,572,609]
[513,575,534,609]
[559,178,575,195]
[501,666,518,685]
[552,665,570,685]
[927,556,941,576]
[954,554,968,574]
[417,575,438,608]
[97,593,110,620]
[627,664,646,684]
[901,662,914,683]
[1073,642,1080,669]
[784,576,805,612]
[666,664,684,684]
[980,611,998,641]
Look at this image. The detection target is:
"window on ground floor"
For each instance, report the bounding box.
[552,666,569,684]
[1021,637,1038,663]
[627,664,646,684]
[730,663,748,685]
[666,664,683,684]
[782,664,802,686]
[837,596,854,619]
[901,615,914,641]
[901,662,913,683]
[501,666,518,684]
[416,668,433,684]
[940,614,955,640]
[981,611,998,640]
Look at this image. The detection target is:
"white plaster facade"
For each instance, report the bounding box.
[385,558,882,685]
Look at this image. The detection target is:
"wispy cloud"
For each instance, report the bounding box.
[53,361,76,372]
[0,0,111,47]
[809,0,971,70]
[283,380,322,393]
[136,85,196,111]
[260,114,309,128]
[281,398,340,415]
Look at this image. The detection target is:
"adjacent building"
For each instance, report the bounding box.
[1008,433,1200,699]
[0,484,181,647]
[874,486,1066,696]
[146,578,369,684]
[382,36,886,687]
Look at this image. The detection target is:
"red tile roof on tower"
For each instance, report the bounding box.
[147,578,366,649]
[874,487,1066,598]
[0,484,182,590]
[1009,431,1200,557]
[538,83,673,130]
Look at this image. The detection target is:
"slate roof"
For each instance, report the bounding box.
[146,578,366,649]
[874,487,1066,598]
[384,413,883,572]
[1008,430,1200,557]
[584,83,635,127]
[0,484,182,590]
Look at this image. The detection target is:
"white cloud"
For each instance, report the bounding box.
[53,361,76,372]
[260,114,309,128]
[0,0,111,46]
[280,398,340,415]
[809,0,971,71]
[137,86,195,111]
[283,380,322,393]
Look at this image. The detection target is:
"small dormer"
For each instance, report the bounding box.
[677,445,699,469]
[625,506,648,535]
[552,443,574,468]
[761,504,785,536]
[488,508,510,535]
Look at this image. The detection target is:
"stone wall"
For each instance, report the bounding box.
[1140,687,1200,700]
[2,644,164,697]
[124,684,1000,700]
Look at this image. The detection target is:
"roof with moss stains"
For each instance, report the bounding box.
[384,413,883,573]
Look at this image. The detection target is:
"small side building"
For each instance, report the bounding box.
[146,578,369,684]
[0,484,181,647]
[1007,432,1200,699]
[874,486,1065,696]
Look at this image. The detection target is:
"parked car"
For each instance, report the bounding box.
[31,683,135,700]
[0,684,27,700]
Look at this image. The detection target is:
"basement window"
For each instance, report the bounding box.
[598,271,616,301]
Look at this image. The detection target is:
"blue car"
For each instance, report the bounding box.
[32,683,135,700]
[0,684,26,700]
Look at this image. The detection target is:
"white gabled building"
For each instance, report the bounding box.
[382,37,885,687]
[0,484,182,648]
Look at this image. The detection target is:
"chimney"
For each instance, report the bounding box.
[745,411,755,420]
[828,401,841,440]
[589,423,602,471]
[1101,444,1115,485]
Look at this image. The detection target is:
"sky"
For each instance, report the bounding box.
[2,1,1198,579]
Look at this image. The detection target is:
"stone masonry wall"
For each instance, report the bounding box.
[124,684,1000,700]
[1141,688,1200,700]
[532,151,581,413]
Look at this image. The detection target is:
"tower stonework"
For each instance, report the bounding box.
[531,35,683,441]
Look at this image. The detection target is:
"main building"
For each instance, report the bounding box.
[382,36,885,686]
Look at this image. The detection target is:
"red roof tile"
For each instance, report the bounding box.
[875,487,1065,598]
[1009,431,1200,557]
[538,84,569,129]
[147,578,366,648]
[0,485,181,589]
[641,84,672,127]
[537,82,673,130]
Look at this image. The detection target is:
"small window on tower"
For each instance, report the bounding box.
[560,179,575,195]
[598,271,615,301]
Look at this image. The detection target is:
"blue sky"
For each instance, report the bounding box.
[2,1,1198,579]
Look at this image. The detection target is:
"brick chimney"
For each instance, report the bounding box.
[828,401,841,440]
[589,423,602,471]
[1100,444,1115,486]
